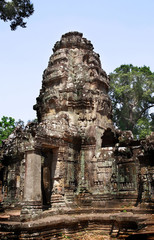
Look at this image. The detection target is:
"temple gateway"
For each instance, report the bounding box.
[0,32,153,239]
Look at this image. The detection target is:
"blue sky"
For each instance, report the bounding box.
[0,0,154,123]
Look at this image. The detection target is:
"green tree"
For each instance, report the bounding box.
[0,116,16,145]
[0,0,34,30]
[109,64,154,139]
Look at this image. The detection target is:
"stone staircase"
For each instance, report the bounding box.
[0,210,21,222]
[0,210,21,239]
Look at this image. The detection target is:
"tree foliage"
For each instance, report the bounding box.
[109,64,154,139]
[0,0,34,30]
[0,116,15,145]
[0,116,25,145]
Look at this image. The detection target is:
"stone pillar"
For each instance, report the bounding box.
[78,145,94,192]
[21,150,42,221]
[77,145,93,206]
[64,143,76,207]
[50,146,67,208]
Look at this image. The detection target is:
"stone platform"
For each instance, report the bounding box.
[0,208,153,239]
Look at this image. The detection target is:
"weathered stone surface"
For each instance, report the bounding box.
[0,32,153,239]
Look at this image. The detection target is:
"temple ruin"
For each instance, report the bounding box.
[0,32,153,239]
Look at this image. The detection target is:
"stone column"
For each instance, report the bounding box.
[21,150,42,221]
[78,145,94,192]
[76,145,93,207]
[50,146,67,208]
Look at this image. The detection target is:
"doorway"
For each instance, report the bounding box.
[41,148,58,209]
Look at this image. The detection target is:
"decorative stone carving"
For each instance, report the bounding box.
[0,32,153,228]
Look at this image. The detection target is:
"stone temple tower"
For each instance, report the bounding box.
[34,31,114,147]
[0,32,153,224]
[32,31,116,209]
